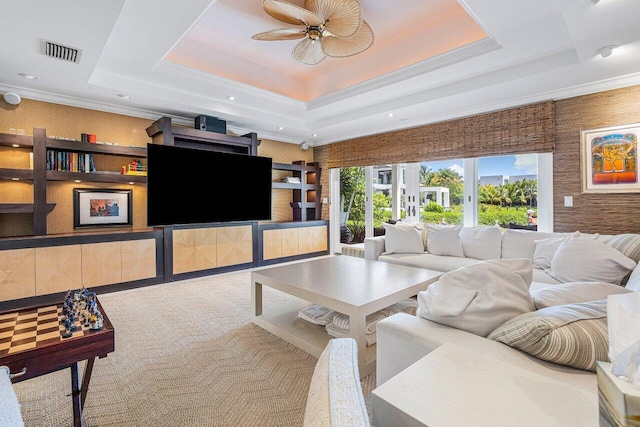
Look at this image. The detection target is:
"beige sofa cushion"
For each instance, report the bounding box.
[530,282,633,309]
[379,253,479,272]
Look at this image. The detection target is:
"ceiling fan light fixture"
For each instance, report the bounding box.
[252,0,373,65]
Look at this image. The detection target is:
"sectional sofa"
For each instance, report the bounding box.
[365,224,640,425]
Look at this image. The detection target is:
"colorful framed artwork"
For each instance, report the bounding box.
[73,188,132,228]
[581,123,640,193]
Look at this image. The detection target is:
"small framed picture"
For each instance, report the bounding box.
[73,188,132,228]
[581,123,640,193]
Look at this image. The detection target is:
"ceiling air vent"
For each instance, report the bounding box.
[39,38,82,64]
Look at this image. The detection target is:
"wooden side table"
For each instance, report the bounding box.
[0,299,115,427]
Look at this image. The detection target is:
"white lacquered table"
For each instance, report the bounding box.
[251,255,442,376]
[371,343,598,427]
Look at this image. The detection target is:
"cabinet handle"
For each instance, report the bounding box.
[9,367,27,379]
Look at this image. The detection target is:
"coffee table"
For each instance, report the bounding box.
[251,255,441,376]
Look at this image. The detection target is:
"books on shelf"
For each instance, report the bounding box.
[282,176,301,184]
[46,149,96,173]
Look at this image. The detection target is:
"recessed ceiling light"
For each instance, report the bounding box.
[312,134,318,137]
[17,73,37,79]
[227,96,236,101]
[387,113,394,118]
[277,126,284,130]
[596,45,617,58]
[117,94,131,99]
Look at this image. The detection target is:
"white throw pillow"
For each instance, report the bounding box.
[416,259,536,337]
[501,229,554,260]
[397,221,428,250]
[532,231,580,269]
[425,224,464,257]
[531,282,633,309]
[549,236,637,285]
[382,222,425,254]
[459,226,502,260]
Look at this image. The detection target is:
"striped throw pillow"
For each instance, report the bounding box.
[487,299,608,372]
[604,234,640,284]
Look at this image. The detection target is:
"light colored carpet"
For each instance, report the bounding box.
[13,268,376,426]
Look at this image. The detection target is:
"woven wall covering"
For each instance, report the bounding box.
[316,85,640,235]
[324,102,554,169]
[553,85,640,234]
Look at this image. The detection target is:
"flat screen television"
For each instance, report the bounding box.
[146,143,272,226]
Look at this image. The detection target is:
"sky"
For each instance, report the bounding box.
[420,154,538,178]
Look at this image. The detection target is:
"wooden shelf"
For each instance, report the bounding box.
[46,170,146,184]
[0,133,34,148]
[0,168,33,180]
[0,203,56,214]
[46,139,147,158]
[272,160,322,222]
[272,182,316,190]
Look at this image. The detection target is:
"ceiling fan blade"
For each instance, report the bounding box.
[252,28,307,41]
[263,0,324,26]
[321,20,374,58]
[305,0,362,38]
[292,37,326,65]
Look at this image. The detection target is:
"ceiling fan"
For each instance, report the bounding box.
[251,0,374,65]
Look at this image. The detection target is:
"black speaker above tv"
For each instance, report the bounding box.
[195,115,226,134]
[147,143,272,227]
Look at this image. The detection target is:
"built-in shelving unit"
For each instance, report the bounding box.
[0,128,147,235]
[272,161,322,221]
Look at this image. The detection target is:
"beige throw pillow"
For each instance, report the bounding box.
[417,259,535,337]
[549,236,636,285]
[532,231,580,270]
[459,226,502,260]
[424,224,464,257]
[488,300,609,372]
[382,222,424,254]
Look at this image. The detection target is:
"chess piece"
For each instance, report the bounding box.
[62,318,73,338]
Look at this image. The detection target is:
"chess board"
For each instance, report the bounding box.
[0,305,88,356]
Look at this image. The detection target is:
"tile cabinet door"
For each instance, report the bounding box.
[35,245,82,296]
[217,225,253,267]
[173,228,217,274]
[122,239,156,282]
[262,225,328,261]
[312,226,328,252]
[82,241,122,288]
[263,229,282,260]
[0,248,36,301]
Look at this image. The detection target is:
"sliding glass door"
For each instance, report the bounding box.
[332,153,551,253]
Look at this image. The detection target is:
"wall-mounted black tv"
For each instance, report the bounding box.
[146,143,272,226]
